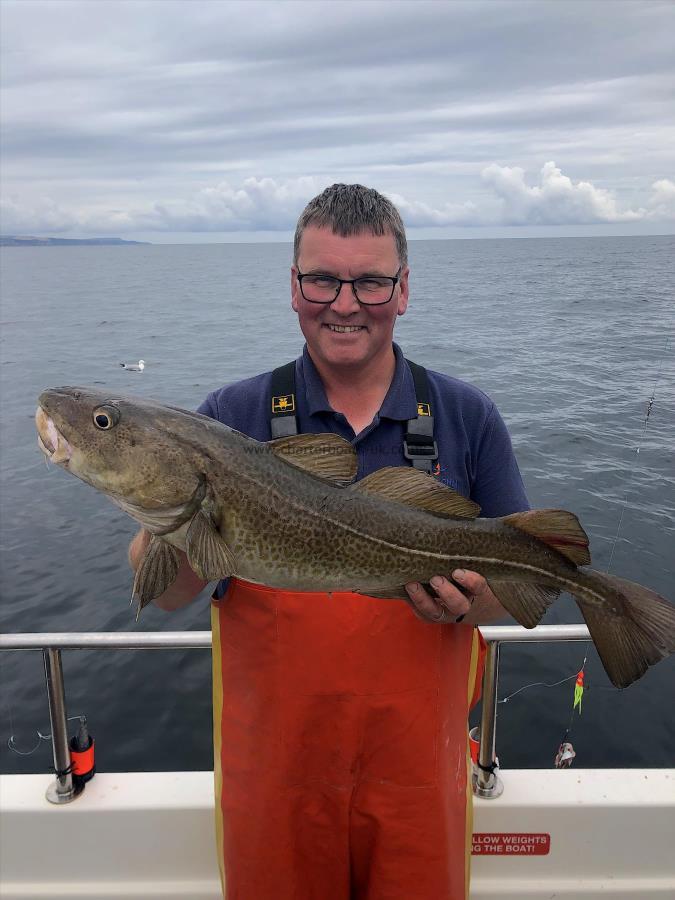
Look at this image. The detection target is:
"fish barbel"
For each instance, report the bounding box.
[36,386,675,689]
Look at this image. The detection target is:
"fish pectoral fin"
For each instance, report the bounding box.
[488,581,560,629]
[268,433,357,484]
[132,538,180,618]
[185,510,235,581]
[502,509,591,566]
[350,467,480,519]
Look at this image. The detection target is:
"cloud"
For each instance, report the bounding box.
[647,179,675,220]
[0,176,325,235]
[1,2,674,240]
[481,161,645,225]
[387,193,479,227]
[2,164,673,236]
[146,176,325,231]
[0,195,78,234]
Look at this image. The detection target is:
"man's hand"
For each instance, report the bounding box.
[404,570,508,625]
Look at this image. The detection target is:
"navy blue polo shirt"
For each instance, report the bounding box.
[198,344,529,599]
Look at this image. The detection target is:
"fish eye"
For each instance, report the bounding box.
[93,405,120,430]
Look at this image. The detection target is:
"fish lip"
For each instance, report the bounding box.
[37,432,54,457]
[35,405,72,465]
[35,407,56,453]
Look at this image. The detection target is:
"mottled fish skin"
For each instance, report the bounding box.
[35,388,570,590]
[35,386,675,688]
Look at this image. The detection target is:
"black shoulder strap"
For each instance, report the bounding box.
[270,361,298,437]
[404,359,438,474]
[270,358,438,475]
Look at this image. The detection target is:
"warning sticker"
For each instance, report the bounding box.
[472,833,551,856]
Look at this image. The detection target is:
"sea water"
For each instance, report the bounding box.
[1,235,673,774]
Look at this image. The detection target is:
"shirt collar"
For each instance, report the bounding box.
[299,343,418,422]
[299,346,333,415]
[380,344,419,421]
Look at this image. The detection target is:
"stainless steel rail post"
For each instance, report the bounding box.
[473,640,504,799]
[0,625,591,804]
[42,649,76,804]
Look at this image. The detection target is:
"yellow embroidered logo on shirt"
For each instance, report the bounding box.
[272,394,295,413]
[417,402,431,417]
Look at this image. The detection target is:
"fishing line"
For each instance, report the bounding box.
[8,731,51,756]
[594,331,670,669]
[555,332,671,761]
[498,332,672,762]
[7,715,86,757]
[607,333,671,573]
[497,658,617,705]
[498,672,577,704]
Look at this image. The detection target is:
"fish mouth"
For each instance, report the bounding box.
[35,406,73,465]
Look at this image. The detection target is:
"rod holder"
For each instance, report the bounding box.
[473,640,504,799]
[42,649,78,804]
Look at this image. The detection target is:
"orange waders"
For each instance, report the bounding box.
[211,579,485,900]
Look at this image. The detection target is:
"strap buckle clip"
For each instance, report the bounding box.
[403,440,439,461]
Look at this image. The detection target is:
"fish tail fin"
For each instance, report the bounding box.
[575,569,675,688]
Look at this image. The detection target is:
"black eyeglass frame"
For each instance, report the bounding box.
[296,269,402,306]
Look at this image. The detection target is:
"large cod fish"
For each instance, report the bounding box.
[36,386,675,689]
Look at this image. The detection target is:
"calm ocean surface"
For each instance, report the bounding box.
[1,235,673,775]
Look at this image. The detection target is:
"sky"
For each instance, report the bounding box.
[1,0,674,243]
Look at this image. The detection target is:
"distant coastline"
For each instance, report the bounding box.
[0,235,149,247]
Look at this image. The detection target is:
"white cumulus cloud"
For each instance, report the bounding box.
[1,195,77,234]
[145,176,326,232]
[387,193,479,227]
[2,165,673,236]
[481,161,645,225]
[646,178,675,220]
[0,176,327,235]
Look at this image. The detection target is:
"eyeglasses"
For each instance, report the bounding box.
[296,270,401,306]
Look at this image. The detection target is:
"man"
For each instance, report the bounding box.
[129,184,529,899]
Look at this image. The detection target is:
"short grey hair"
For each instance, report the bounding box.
[294,183,408,267]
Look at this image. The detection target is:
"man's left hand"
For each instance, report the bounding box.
[404,570,507,625]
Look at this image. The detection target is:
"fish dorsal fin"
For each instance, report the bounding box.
[350,467,480,519]
[502,509,591,566]
[268,433,357,484]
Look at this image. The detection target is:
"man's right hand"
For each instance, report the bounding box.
[128,529,209,611]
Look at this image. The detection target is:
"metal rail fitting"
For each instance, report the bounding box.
[42,649,77,803]
[474,640,503,798]
[0,625,591,803]
[1,632,211,804]
[474,623,591,798]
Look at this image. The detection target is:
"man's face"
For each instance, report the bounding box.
[291,225,409,372]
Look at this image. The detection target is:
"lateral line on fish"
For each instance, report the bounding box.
[409,554,609,608]
[112,462,610,608]
[105,454,610,609]
[252,477,610,606]
[230,465,612,606]
[324,506,609,607]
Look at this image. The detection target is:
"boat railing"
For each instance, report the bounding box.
[0,623,591,803]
